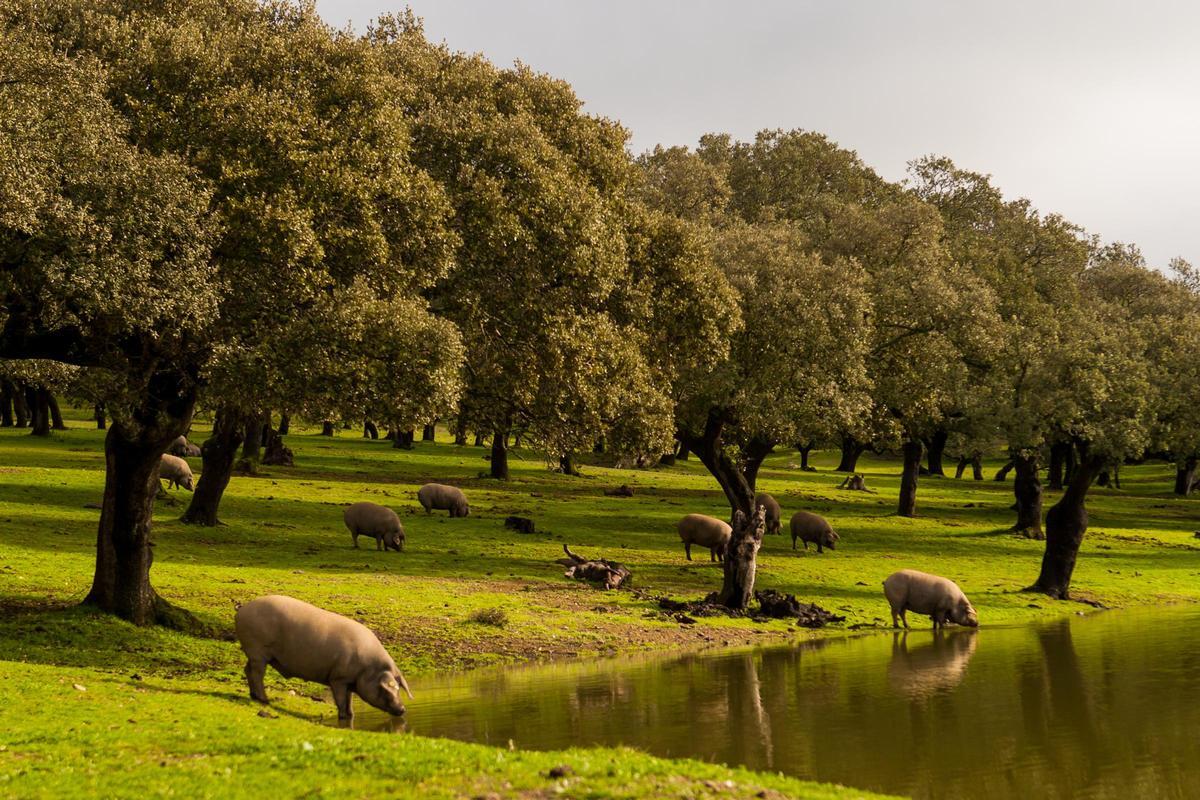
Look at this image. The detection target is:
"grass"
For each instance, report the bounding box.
[1,409,1197,798]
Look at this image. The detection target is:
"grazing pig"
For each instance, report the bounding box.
[158,453,194,491]
[790,510,839,553]
[235,595,413,723]
[883,569,979,630]
[343,502,405,551]
[167,435,189,457]
[677,513,732,562]
[416,483,469,517]
[755,493,782,535]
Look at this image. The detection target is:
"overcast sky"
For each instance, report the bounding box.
[316,0,1200,268]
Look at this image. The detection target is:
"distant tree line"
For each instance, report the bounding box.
[1,0,1197,623]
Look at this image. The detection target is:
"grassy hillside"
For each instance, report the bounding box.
[1,410,1196,797]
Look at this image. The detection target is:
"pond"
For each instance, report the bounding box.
[359,607,1200,799]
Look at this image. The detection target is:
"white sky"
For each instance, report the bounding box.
[316,0,1200,268]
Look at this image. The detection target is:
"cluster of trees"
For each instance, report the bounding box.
[2,0,1197,624]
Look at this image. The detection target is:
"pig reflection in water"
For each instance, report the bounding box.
[887,629,978,700]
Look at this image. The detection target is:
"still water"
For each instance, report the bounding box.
[361,607,1200,799]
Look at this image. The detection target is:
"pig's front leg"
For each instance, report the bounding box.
[332,682,354,723]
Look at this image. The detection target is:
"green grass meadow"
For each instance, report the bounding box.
[2,409,1198,798]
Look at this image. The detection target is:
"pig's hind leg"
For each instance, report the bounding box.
[244,658,269,703]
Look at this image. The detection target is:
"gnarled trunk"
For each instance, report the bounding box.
[954,455,969,479]
[1029,448,1106,599]
[181,408,244,527]
[94,402,106,430]
[277,413,290,436]
[897,439,922,517]
[320,421,335,436]
[836,434,865,473]
[676,440,689,460]
[392,428,414,449]
[48,393,65,429]
[363,420,379,439]
[994,460,1014,481]
[422,424,436,442]
[718,507,766,610]
[796,440,813,470]
[559,453,580,476]
[11,382,29,427]
[262,424,294,466]
[1175,456,1198,496]
[1012,452,1043,539]
[240,412,266,465]
[0,379,13,427]
[925,429,947,476]
[971,454,984,481]
[741,438,774,493]
[490,426,510,480]
[84,371,196,626]
[473,432,485,447]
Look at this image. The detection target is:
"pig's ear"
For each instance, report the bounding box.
[395,671,414,699]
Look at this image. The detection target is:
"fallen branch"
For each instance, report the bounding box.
[837,473,875,493]
[554,544,631,590]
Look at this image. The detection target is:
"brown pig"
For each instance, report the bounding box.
[755,493,782,535]
[416,483,470,517]
[790,510,839,553]
[235,594,413,722]
[677,513,732,562]
[343,502,405,551]
[158,453,194,491]
[883,569,979,630]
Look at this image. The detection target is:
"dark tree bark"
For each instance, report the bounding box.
[1012,452,1044,539]
[422,424,436,442]
[320,421,335,436]
[391,428,414,449]
[994,460,1014,481]
[453,412,468,446]
[1029,448,1106,599]
[363,420,379,439]
[971,454,984,481]
[1096,470,1110,487]
[454,430,467,446]
[181,408,245,527]
[262,425,294,466]
[681,412,762,610]
[1064,444,1077,484]
[47,393,66,429]
[897,439,923,517]
[490,426,510,480]
[796,440,814,471]
[12,382,29,427]
[676,440,689,461]
[593,437,606,454]
[659,451,676,466]
[1175,456,1197,496]
[741,437,775,493]
[924,429,948,477]
[94,402,106,430]
[1048,442,1069,491]
[836,434,866,473]
[277,413,290,436]
[954,455,969,479]
[473,432,485,447]
[28,386,51,436]
[559,453,580,476]
[0,379,13,427]
[241,413,266,464]
[83,370,196,626]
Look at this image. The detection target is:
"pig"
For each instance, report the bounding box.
[343,502,405,551]
[790,510,839,553]
[416,483,469,517]
[677,513,732,562]
[755,492,782,535]
[234,595,413,723]
[167,435,189,457]
[158,453,194,491]
[883,569,979,630]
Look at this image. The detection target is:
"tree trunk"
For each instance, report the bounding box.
[836,434,865,473]
[659,451,676,466]
[559,453,580,476]
[28,386,50,436]
[796,441,813,470]
[741,438,774,493]
[277,413,290,436]
[241,413,265,464]
[473,432,485,447]
[924,429,947,476]
[422,424,436,442]
[1096,470,1110,488]
[0,379,12,427]
[392,428,414,449]
[897,439,922,517]
[453,413,467,446]
[363,420,379,439]
[1012,452,1044,539]
[1029,449,1106,599]
[994,460,1014,481]
[972,455,984,481]
[676,440,689,461]
[94,402,106,430]
[83,371,196,626]
[1048,442,1068,491]
[1064,444,1077,484]
[1175,456,1198,496]
[954,455,968,479]
[181,409,244,527]
[261,424,294,467]
[490,427,510,480]
[12,382,29,427]
[47,393,65,429]
[321,421,335,436]
[718,506,766,610]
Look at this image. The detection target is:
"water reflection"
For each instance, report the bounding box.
[352,607,1200,799]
